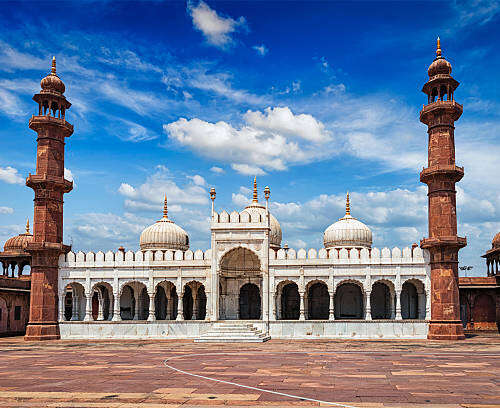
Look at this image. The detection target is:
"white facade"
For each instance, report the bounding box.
[58,193,431,339]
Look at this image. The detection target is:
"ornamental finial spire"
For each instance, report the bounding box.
[252,176,258,203]
[346,191,351,216]
[26,218,30,234]
[436,37,442,58]
[163,194,168,218]
[51,56,56,75]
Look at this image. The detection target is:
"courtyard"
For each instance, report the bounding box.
[0,335,498,407]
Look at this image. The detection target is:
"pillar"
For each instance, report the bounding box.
[365,290,372,320]
[395,290,402,320]
[133,291,140,320]
[112,290,121,321]
[166,292,172,320]
[299,291,305,321]
[58,293,64,322]
[176,292,184,321]
[147,291,155,321]
[329,291,334,320]
[70,292,78,321]
[84,292,92,321]
[191,290,198,320]
[97,291,104,321]
[262,274,269,321]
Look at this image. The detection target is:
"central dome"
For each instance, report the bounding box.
[323,193,372,249]
[241,177,282,250]
[140,196,189,251]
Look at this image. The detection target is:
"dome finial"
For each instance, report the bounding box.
[252,176,258,203]
[436,37,442,58]
[346,191,351,216]
[51,56,56,75]
[26,218,30,234]
[163,194,168,218]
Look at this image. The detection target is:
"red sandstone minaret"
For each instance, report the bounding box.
[420,39,466,340]
[24,57,73,341]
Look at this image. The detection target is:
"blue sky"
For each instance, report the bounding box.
[0,0,499,276]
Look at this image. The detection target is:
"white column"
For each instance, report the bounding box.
[395,290,402,320]
[329,291,334,320]
[84,292,92,321]
[147,291,155,321]
[269,284,276,321]
[166,292,172,320]
[365,290,372,320]
[133,291,140,320]
[262,274,269,321]
[58,293,64,322]
[112,290,121,321]
[299,291,305,321]
[176,292,184,320]
[191,291,198,320]
[97,291,104,321]
[425,289,431,320]
[71,291,79,320]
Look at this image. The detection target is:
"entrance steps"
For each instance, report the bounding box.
[195,322,271,343]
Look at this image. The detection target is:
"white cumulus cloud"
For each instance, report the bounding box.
[0,166,23,185]
[164,106,333,175]
[188,1,246,49]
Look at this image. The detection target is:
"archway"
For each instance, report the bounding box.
[155,286,167,320]
[239,283,261,319]
[196,285,207,320]
[335,282,363,319]
[64,283,85,321]
[307,282,329,320]
[91,283,112,321]
[371,281,392,319]
[120,285,135,320]
[183,286,193,320]
[472,294,496,324]
[401,281,418,319]
[280,282,299,320]
[219,247,261,320]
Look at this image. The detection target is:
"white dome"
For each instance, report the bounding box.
[140,196,189,251]
[242,203,282,249]
[323,193,372,249]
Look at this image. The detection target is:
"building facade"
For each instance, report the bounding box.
[4,40,499,341]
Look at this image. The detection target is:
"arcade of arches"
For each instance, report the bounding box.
[62,277,428,321]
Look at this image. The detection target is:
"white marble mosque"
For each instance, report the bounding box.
[59,178,430,340]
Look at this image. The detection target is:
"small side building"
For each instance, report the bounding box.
[459,233,500,332]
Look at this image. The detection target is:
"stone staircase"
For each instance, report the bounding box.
[195,322,271,343]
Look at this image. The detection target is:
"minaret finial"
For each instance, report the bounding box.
[163,194,168,218]
[436,37,442,58]
[346,191,351,216]
[51,56,56,75]
[252,176,258,203]
[26,218,30,234]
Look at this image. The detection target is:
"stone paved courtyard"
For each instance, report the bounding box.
[0,335,498,407]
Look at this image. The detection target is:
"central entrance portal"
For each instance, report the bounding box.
[239,283,261,319]
[219,247,262,320]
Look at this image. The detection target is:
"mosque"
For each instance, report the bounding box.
[0,40,498,341]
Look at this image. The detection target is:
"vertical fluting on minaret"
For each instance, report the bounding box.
[420,39,466,340]
[24,57,73,341]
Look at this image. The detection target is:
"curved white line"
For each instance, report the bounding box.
[164,352,361,408]
[162,349,500,407]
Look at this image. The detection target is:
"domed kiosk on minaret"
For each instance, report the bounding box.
[140,195,190,251]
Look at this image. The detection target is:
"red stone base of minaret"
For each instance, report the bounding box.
[427,321,465,340]
[25,323,60,341]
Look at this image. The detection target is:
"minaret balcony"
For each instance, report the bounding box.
[420,164,464,184]
[29,115,74,135]
[420,100,463,123]
[420,236,467,252]
[26,173,73,193]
